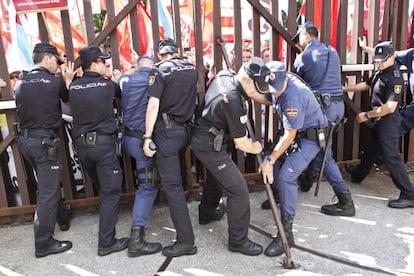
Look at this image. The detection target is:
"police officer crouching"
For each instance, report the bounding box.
[259,61,328,257]
[15,42,73,258]
[191,57,270,256]
[70,45,129,256]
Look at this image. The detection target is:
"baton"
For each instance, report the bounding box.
[314,123,336,197]
[246,119,295,269]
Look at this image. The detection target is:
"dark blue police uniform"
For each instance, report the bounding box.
[15,43,71,257]
[293,38,351,196]
[395,49,414,134]
[274,74,328,219]
[351,65,414,200]
[396,48,414,97]
[147,56,197,246]
[70,70,124,250]
[191,70,253,246]
[119,67,157,227]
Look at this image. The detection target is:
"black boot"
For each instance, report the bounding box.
[321,192,355,217]
[128,227,162,257]
[264,219,294,257]
[298,172,315,192]
[261,189,280,210]
[57,203,72,231]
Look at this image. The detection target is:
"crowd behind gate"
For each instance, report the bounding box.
[0,21,414,260]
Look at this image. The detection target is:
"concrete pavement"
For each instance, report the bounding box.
[0,167,413,276]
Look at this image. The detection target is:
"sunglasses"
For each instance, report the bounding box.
[9,74,20,80]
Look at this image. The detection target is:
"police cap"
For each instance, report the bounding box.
[244,57,271,94]
[373,41,394,62]
[33,43,64,65]
[158,38,178,55]
[292,22,318,43]
[79,45,111,68]
[266,61,287,92]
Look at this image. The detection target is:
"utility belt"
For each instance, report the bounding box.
[155,113,189,130]
[19,128,58,139]
[18,128,61,161]
[74,131,114,147]
[124,127,144,139]
[314,92,343,108]
[297,127,328,150]
[330,95,343,102]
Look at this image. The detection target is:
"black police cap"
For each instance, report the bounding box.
[79,45,110,68]
[33,43,64,65]
[373,41,394,62]
[244,57,271,94]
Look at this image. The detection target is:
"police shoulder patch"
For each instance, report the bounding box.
[286,108,298,118]
[393,70,400,77]
[240,114,248,124]
[148,75,156,86]
[394,84,402,94]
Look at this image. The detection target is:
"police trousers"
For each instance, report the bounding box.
[192,147,251,244]
[306,101,349,193]
[278,138,320,219]
[74,140,123,248]
[153,124,194,244]
[17,135,62,250]
[123,135,158,227]
[353,115,414,198]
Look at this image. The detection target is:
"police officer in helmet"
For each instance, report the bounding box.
[191,57,270,255]
[143,38,197,257]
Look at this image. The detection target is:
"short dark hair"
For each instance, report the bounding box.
[32,52,49,64]
[306,26,319,38]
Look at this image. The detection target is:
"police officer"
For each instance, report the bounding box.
[359,37,414,136]
[15,42,73,258]
[118,55,162,257]
[260,61,328,257]
[290,22,355,216]
[343,41,414,208]
[142,38,197,257]
[191,57,270,256]
[70,45,129,256]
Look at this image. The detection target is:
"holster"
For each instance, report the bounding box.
[136,167,160,187]
[115,121,124,157]
[42,137,61,161]
[298,128,327,150]
[208,127,225,151]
